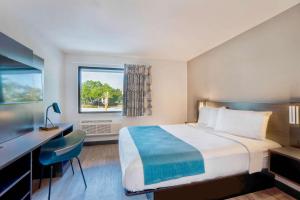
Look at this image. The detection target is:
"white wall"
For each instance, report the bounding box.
[187,4,300,121]
[0,9,187,127]
[0,16,64,123]
[63,54,187,128]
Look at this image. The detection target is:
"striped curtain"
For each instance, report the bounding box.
[123,64,152,116]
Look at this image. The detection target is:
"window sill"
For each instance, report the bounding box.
[78,111,122,114]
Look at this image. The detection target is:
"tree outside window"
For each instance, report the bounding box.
[78,67,123,113]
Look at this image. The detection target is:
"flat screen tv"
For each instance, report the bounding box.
[0,55,43,144]
[0,55,43,104]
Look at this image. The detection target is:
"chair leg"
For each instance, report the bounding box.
[76,157,87,189]
[48,165,53,200]
[39,166,44,189]
[70,159,74,175]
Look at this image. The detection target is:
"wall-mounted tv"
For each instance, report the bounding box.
[0,55,43,145]
[0,33,44,145]
[0,55,43,104]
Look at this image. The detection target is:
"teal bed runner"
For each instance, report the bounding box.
[128,126,205,185]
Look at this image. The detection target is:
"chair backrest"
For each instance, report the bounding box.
[55,130,86,156]
[65,130,86,143]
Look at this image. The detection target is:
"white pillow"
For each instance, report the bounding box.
[198,107,224,128]
[214,109,272,140]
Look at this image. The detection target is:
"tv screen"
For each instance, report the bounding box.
[0,55,43,144]
[0,55,43,104]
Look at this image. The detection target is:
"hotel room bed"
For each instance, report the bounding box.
[119,123,281,193]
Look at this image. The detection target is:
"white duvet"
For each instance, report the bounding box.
[119,124,280,192]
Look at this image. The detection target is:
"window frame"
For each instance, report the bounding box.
[78,66,124,114]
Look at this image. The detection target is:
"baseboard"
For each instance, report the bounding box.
[84,140,118,146]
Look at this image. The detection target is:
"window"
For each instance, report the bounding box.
[78,66,124,113]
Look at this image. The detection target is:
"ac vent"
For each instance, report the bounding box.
[81,120,112,124]
[79,119,121,136]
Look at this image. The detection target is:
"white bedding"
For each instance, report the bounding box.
[119,124,280,192]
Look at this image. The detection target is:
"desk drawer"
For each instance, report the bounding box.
[270,153,300,184]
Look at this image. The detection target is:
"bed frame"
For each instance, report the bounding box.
[126,171,275,200]
[125,100,290,200]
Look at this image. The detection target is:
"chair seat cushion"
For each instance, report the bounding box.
[39,144,82,166]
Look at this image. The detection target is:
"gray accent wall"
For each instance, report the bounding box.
[187,4,300,121]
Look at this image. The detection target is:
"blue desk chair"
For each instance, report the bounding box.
[39,130,87,200]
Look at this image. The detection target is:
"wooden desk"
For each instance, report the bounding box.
[0,123,73,200]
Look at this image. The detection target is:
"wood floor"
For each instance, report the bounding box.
[228,187,295,200]
[32,144,295,200]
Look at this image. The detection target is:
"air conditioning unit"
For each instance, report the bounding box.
[79,119,121,142]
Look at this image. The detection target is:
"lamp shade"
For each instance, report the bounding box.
[289,105,299,125]
[198,99,207,109]
[52,102,61,114]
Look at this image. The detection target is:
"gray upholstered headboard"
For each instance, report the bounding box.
[196,100,290,146]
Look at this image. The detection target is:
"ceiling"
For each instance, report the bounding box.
[0,0,299,61]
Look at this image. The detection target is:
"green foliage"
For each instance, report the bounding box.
[81,80,122,106]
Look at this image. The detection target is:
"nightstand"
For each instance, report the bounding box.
[269,147,300,184]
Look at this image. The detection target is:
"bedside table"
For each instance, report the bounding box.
[269,146,300,184]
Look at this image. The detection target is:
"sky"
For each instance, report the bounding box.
[0,68,42,87]
[3,73,42,88]
[81,70,123,90]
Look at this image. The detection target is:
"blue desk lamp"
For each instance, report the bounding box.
[40,102,61,130]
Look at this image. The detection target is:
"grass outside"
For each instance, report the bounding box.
[81,104,122,112]
[82,104,122,109]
